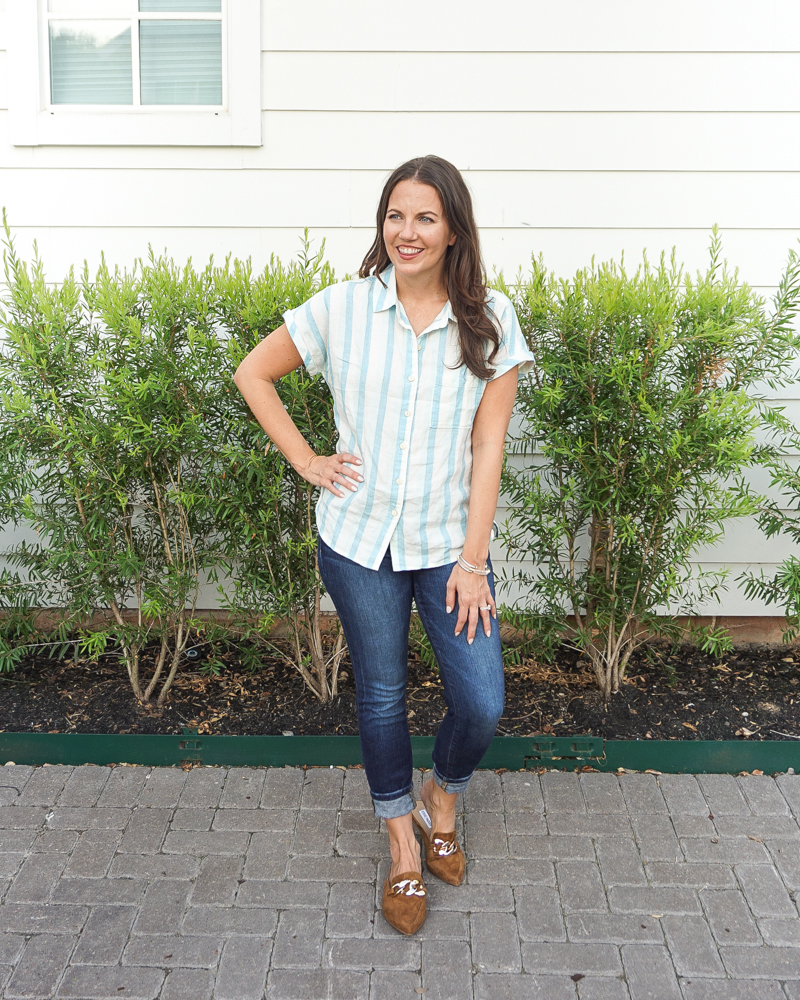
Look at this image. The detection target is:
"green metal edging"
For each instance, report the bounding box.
[0,732,797,774]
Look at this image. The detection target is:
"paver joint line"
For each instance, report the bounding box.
[0,765,796,998]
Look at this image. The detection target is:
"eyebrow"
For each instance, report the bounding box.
[386,206,441,218]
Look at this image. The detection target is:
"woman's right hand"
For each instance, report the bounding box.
[297,453,363,497]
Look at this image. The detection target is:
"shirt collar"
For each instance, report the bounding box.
[373,265,398,312]
[373,265,454,329]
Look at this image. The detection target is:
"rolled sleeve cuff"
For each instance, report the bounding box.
[283,304,326,378]
[491,356,535,380]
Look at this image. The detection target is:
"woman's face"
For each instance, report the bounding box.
[383,180,456,286]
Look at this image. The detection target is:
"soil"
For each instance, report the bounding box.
[0,639,798,742]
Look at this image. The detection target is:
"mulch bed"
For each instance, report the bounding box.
[0,639,798,742]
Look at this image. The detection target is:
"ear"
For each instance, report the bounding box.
[448,234,457,246]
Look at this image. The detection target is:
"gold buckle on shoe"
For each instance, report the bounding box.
[390,878,426,897]
[433,837,458,857]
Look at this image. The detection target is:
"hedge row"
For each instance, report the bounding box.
[1,226,799,703]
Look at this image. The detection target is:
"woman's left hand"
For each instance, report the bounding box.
[445,564,497,644]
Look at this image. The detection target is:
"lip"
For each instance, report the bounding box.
[396,246,424,261]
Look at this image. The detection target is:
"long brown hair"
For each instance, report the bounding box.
[359,155,500,380]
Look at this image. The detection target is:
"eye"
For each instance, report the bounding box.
[420,216,434,223]
[387,212,402,221]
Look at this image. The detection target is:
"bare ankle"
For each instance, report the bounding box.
[389,844,420,878]
[386,814,421,879]
[421,777,456,831]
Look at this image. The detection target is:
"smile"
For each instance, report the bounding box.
[396,246,424,258]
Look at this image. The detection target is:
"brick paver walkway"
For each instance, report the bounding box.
[0,764,797,998]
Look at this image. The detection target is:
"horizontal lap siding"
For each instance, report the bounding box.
[1,0,799,614]
[261,53,800,112]
[4,167,800,229]
[8,111,800,170]
[262,0,800,51]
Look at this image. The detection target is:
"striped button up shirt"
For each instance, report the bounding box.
[284,265,535,571]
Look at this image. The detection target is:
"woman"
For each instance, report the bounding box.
[234,155,534,934]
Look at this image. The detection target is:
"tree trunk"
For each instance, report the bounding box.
[329,631,346,697]
[124,643,144,703]
[143,636,170,703]
[157,618,186,706]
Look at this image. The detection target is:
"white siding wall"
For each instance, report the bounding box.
[2,0,800,614]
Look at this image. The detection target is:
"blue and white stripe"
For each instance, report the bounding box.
[284,265,535,571]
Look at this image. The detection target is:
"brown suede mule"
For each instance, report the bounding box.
[381,871,427,935]
[411,800,466,886]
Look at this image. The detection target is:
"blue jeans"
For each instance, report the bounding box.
[317,536,505,819]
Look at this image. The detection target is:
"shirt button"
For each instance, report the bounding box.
[400,442,406,450]
[417,343,421,350]
[392,509,398,516]
[408,375,415,382]
[404,410,410,417]
[396,478,403,485]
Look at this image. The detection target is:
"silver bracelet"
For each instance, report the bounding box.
[458,553,490,576]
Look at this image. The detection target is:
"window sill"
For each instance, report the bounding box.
[23,108,258,146]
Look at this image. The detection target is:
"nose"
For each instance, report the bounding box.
[399,219,417,242]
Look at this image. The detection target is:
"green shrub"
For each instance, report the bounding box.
[0,234,227,703]
[497,232,800,699]
[209,237,346,700]
[740,443,800,641]
[3,219,800,710]
[0,225,341,703]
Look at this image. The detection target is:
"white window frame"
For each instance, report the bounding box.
[6,0,261,146]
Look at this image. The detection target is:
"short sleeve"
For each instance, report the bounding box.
[487,290,536,380]
[283,285,331,378]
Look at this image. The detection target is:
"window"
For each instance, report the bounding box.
[47,1,224,108]
[7,0,261,145]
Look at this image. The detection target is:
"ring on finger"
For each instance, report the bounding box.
[479,604,492,611]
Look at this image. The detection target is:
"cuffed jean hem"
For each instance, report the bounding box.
[432,764,473,795]
[372,791,415,820]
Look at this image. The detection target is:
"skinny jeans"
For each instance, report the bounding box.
[317,535,505,819]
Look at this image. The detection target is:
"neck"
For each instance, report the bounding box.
[394,265,448,304]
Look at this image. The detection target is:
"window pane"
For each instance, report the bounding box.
[49,21,133,104]
[139,1,221,10]
[139,20,222,105]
